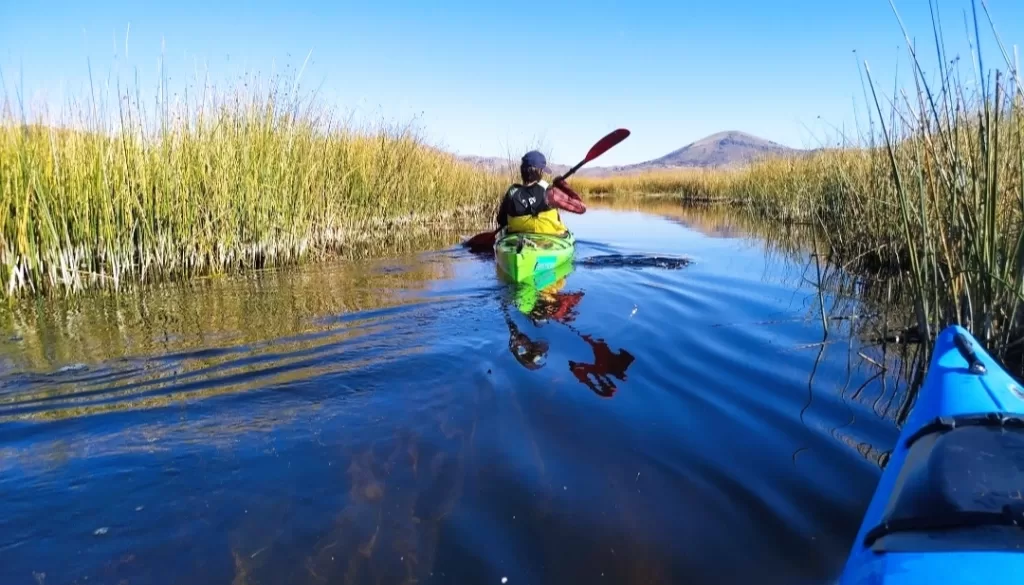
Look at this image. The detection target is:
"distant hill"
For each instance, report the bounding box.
[459,131,807,176]
[613,131,801,171]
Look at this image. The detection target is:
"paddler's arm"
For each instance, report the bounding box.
[547,177,587,214]
[552,177,585,200]
[552,176,582,199]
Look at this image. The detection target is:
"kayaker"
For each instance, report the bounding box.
[496,150,586,236]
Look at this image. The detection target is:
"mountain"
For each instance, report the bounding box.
[459,131,806,176]
[613,130,800,171]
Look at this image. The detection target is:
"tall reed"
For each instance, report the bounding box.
[855,0,1024,362]
[572,0,1024,372]
[0,72,505,296]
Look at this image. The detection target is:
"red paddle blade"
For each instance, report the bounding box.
[583,128,630,164]
[549,182,586,214]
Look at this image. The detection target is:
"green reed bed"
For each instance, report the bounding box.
[575,2,1024,372]
[0,77,504,296]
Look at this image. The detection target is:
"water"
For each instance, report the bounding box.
[0,204,915,585]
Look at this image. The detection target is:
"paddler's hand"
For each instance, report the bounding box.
[552,177,583,201]
[546,181,587,215]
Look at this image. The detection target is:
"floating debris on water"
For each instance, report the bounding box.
[94,527,109,536]
[578,254,691,270]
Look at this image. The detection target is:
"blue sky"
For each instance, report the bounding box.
[3,0,1023,166]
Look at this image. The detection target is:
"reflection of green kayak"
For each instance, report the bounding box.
[493,229,576,284]
[497,256,575,315]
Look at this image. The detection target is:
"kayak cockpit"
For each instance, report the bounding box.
[864,414,1024,553]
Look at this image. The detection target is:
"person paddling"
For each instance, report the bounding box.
[496,150,586,237]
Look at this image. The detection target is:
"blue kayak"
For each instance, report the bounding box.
[839,325,1024,584]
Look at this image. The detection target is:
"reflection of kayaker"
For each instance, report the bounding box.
[504,310,550,370]
[501,278,576,370]
[530,290,584,325]
[500,278,635,397]
[568,335,636,398]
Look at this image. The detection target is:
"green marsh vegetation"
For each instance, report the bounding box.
[0,65,504,297]
[579,1,1024,375]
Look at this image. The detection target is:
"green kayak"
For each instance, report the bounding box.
[493,229,576,283]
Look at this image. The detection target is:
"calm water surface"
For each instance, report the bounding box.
[0,205,914,585]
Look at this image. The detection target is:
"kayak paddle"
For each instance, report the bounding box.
[561,128,631,182]
[463,128,631,250]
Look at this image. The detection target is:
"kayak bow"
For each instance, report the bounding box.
[839,325,1024,584]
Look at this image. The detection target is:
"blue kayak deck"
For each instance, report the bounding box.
[839,325,1024,584]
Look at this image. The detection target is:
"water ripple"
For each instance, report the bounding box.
[0,207,912,585]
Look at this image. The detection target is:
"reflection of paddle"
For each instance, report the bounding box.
[541,310,634,397]
[504,288,636,396]
[463,128,631,250]
[568,334,636,398]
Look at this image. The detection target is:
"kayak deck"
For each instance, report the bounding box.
[840,325,1024,584]
[493,230,575,283]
